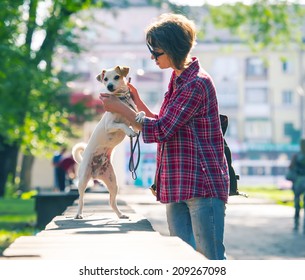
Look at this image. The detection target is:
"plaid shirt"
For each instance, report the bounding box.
[142,57,229,203]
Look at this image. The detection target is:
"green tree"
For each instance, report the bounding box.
[205,0,305,51]
[0,0,109,196]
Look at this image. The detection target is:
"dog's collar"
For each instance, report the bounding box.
[114,89,130,98]
[117,90,131,104]
[117,90,137,111]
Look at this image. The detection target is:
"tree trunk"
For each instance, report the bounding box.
[19,154,35,192]
[0,141,19,197]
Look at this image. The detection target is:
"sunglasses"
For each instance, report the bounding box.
[146,43,165,60]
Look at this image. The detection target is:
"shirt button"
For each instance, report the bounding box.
[202,168,206,171]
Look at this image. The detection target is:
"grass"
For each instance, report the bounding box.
[238,186,300,207]
[0,197,37,256]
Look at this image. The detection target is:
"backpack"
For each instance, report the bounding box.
[220,114,247,197]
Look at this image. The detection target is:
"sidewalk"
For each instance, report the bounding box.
[2,189,205,260]
[225,195,305,260]
[121,186,305,260]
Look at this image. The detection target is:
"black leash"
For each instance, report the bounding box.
[117,90,141,180]
[129,132,141,180]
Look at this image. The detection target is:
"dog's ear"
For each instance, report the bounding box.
[115,66,129,77]
[96,69,106,82]
[101,69,106,80]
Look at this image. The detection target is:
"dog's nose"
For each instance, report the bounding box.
[107,84,114,92]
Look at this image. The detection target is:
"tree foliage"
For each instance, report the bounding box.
[0,0,107,196]
[206,0,305,51]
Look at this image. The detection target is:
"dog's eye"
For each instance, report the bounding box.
[104,77,108,82]
[114,75,120,80]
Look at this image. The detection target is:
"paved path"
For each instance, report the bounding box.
[224,196,305,260]
[121,186,305,260]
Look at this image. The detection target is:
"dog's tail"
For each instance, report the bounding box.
[72,142,87,164]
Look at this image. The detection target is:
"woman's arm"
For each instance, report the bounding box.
[128,82,157,118]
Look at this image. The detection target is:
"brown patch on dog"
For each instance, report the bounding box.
[91,153,110,177]
[114,66,129,77]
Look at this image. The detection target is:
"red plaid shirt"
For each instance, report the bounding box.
[142,57,229,203]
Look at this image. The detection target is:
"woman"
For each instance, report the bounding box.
[100,13,229,260]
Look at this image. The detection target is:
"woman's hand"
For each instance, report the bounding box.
[127,81,155,118]
[127,82,140,103]
[99,93,122,113]
[99,91,142,131]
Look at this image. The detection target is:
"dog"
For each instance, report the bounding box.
[72,65,145,219]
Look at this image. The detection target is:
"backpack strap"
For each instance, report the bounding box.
[220,114,247,197]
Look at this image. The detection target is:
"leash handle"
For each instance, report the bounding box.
[129,132,141,180]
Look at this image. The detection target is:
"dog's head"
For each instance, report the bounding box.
[96,66,129,93]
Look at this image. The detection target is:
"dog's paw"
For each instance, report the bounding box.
[135,111,145,123]
[74,214,83,219]
[127,128,137,137]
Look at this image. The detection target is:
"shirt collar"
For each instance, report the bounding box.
[174,57,199,84]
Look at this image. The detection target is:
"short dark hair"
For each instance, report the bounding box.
[145,13,197,70]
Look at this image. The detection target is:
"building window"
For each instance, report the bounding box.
[245,88,268,104]
[211,57,239,107]
[282,60,293,74]
[245,57,268,79]
[226,119,238,138]
[282,90,293,105]
[244,119,272,141]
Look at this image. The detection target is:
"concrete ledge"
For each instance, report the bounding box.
[3,192,205,260]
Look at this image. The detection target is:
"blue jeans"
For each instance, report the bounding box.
[166,197,226,260]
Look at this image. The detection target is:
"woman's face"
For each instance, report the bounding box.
[152,50,172,69]
[147,43,174,70]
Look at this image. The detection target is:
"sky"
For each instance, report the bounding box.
[169,0,305,6]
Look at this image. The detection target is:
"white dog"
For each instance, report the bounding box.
[72,65,145,219]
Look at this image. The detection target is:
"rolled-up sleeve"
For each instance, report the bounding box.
[142,117,158,143]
